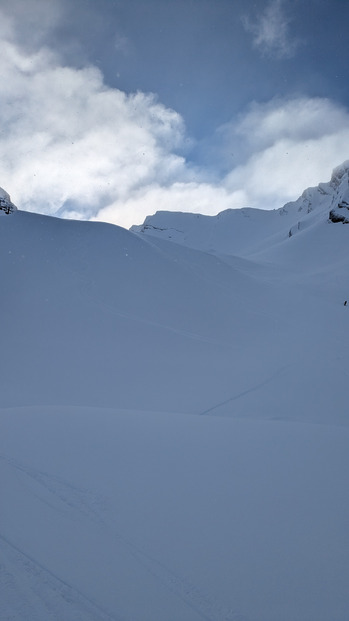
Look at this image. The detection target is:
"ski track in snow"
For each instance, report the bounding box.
[0,454,109,526]
[0,535,122,621]
[1,454,242,621]
[200,364,291,416]
[102,534,242,621]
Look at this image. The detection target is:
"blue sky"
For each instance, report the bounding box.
[1,0,349,227]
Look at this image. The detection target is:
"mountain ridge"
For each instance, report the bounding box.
[131,161,349,258]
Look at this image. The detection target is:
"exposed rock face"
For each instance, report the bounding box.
[328,173,349,223]
[329,202,349,223]
[0,187,17,214]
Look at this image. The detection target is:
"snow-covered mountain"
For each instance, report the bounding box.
[1,164,349,621]
[131,160,349,257]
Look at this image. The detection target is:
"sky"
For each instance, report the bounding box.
[1,0,349,228]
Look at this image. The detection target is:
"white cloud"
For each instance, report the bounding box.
[0,0,63,49]
[94,183,247,229]
[224,97,349,209]
[0,4,348,228]
[94,92,349,224]
[0,18,191,222]
[0,6,252,228]
[243,0,299,59]
[235,98,349,147]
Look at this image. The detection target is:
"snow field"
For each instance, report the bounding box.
[1,163,349,620]
[1,406,349,621]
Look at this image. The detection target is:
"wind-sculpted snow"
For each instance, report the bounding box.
[1,164,349,620]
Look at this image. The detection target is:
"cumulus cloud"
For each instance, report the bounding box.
[224,97,349,209]
[0,4,249,227]
[91,91,349,221]
[95,183,247,229]
[0,2,349,228]
[0,0,64,49]
[0,14,191,223]
[243,0,299,59]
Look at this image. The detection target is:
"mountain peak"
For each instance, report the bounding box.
[0,187,17,214]
[330,160,349,186]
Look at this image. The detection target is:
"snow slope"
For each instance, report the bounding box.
[2,206,349,421]
[2,407,349,621]
[131,160,349,258]
[1,164,349,620]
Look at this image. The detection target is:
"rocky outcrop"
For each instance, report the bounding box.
[329,201,349,223]
[328,177,349,223]
[0,187,17,214]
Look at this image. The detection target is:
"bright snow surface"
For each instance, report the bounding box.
[1,166,349,620]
